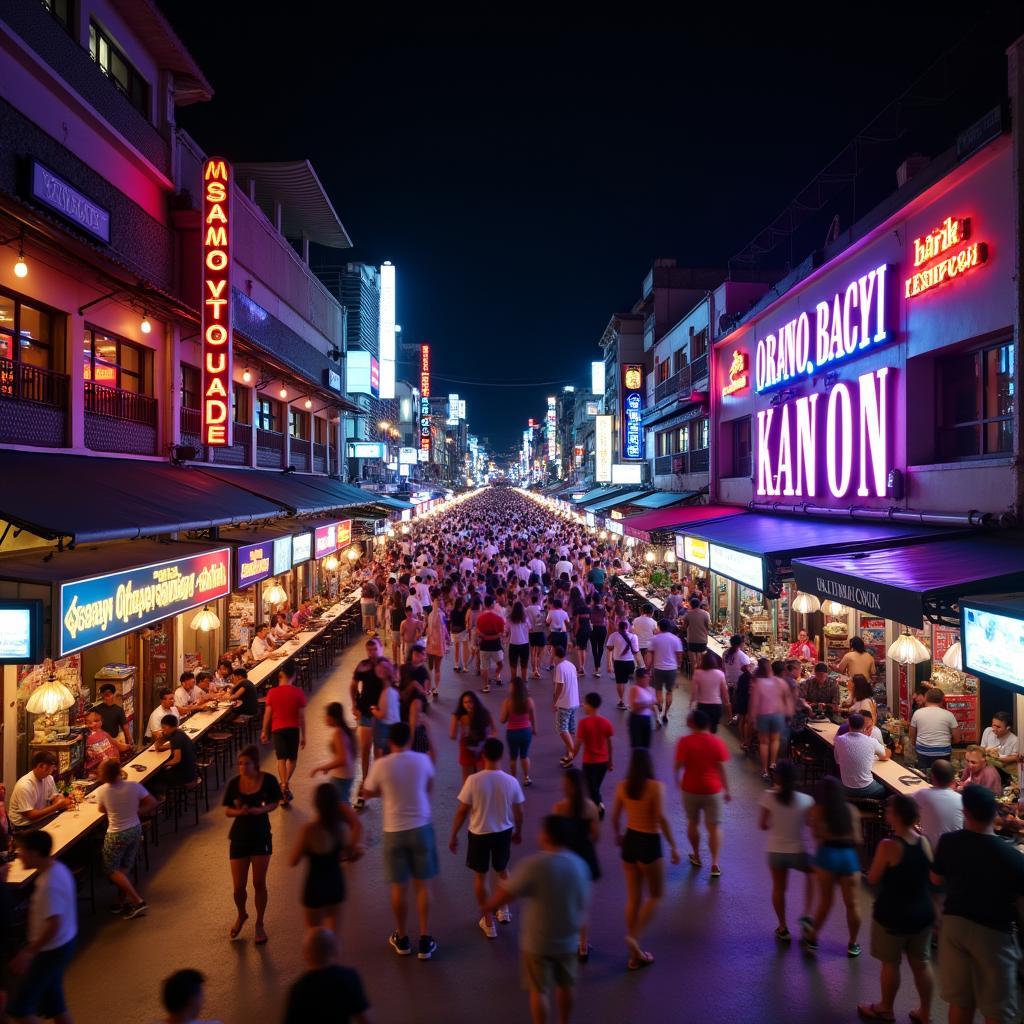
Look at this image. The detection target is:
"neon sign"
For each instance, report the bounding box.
[755,264,890,393]
[756,368,891,500]
[595,415,613,481]
[622,363,644,460]
[547,396,557,462]
[419,344,431,453]
[721,350,748,397]
[201,158,233,447]
[905,216,987,298]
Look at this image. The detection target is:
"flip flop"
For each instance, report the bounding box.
[229,913,248,939]
[627,951,654,970]
[856,1005,895,1022]
[254,928,269,946]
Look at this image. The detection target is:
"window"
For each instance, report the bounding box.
[677,424,689,453]
[730,417,752,477]
[289,408,309,440]
[691,327,709,360]
[256,397,280,433]
[89,20,150,117]
[938,341,1014,459]
[672,349,687,374]
[693,417,709,450]
[656,429,676,457]
[314,417,327,446]
[656,360,670,384]
[41,0,72,31]
[84,328,150,393]
[180,364,199,409]
[0,291,62,372]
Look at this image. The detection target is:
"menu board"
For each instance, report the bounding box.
[932,625,959,665]
[944,693,979,743]
[228,593,256,647]
[859,616,888,674]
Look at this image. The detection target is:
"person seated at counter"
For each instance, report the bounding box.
[953,745,1004,796]
[270,612,296,645]
[214,659,234,689]
[250,624,286,662]
[834,712,889,800]
[836,707,882,740]
[909,688,962,772]
[800,663,841,716]
[151,716,197,794]
[195,672,228,705]
[147,689,181,742]
[8,751,73,827]
[228,668,259,718]
[95,683,132,747]
[83,711,129,777]
[291,601,314,630]
[174,672,210,713]
[981,711,1020,772]
[786,629,816,663]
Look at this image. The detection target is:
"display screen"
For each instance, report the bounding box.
[585,512,597,528]
[709,543,764,591]
[962,605,1024,689]
[291,533,312,564]
[0,603,41,663]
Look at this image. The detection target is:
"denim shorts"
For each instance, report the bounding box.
[757,712,786,735]
[556,707,578,735]
[814,844,860,875]
[8,939,75,1018]
[331,776,355,805]
[383,824,439,883]
[506,727,533,759]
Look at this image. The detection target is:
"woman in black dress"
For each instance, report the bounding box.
[399,646,433,755]
[289,783,362,935]
[223,745,282,944]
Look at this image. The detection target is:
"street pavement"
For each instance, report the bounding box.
[61,640,952,1024]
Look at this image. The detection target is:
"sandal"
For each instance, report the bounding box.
[577,943,591,963]
[688,853,701,868]
[774,926,791,942]
[855,1005,894,1022]
[254,927,269,946]
[627,951,655,970]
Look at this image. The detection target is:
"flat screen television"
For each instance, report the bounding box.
[0,599,44,664]
[961,595,1024,691]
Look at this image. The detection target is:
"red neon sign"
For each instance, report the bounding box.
[202,158,233,446]
[721,350,748,397]
[905,215,987,298]
[419,344,431,452]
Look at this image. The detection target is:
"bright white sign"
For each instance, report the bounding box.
[606,520,623,536]
[378,262,396,398]
[709,543,764,591]
[591,361,604,397]
[611,463,642,485]
[595,415,613,482]
[963,606,1024,689]
[399,447,418,465]
[547,396,557,463]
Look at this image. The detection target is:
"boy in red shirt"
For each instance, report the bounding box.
[674,708,730,878]
[571,692,614,817]
[260,667,308,805]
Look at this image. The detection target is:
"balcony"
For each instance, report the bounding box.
[84,382,157,455]
[289,442,310,473]
[690,353,709,384]
[211,422,252,467]
[654,448,710,478]
[256,427,284,469]
[654,366,689,405]
[0,358,68,446]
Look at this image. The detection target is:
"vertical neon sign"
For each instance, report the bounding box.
[547,396,557,463]
[621,364,644,460]
[202,158,232,447]
[419,344,431,454]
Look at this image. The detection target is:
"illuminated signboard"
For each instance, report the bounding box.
[347,442,387,459]
[314,522,340,559]
[235,541,273,590]
[546,396,557,462]
[337,520,352,548]
[458,399,466,420]
[399,447,418,465]
[962,602,1024,690]
[585,512,597,528]
[201,158,233,446]
[756,368,890,500]
[621,364,644,460]
[347,350,379,397]
[30,160,110,244]
[586,401,599,416]
[755,264,891,394]
[905,216,987,298]
[273,536,292,577]
[595,414,613,482]
[447,393,460,426]
[709,543,764,592]
[60,548,231,656]
[676,535,710,567]
[721,350,749,397]
[591,360,604,396]
[379,262,396,398]
[611,463,642,485]
[417,448,428,462]
[291,532,312,564]
[370,355,380,396]
[419,344,431,452]
[606,520,623,536]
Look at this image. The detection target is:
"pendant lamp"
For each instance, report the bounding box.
[264,581,288,605]
[822,600,846,616]
[887,630,930,665]
[25,673,76,716]
[941,641,962,671]
[791,592,821,614]
[190,605,221,632]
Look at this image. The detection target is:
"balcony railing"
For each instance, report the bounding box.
[690,353,709,384]
[180,406,201,437]
[653,448,710,478]
[85,381,157,426]
[0,358,68,407]
[654,366,689,405]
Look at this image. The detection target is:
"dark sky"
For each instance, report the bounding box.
[165,13,1023,453]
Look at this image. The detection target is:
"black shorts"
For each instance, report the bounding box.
[230,835,273,860]
[548,631,567,649]
[575,630,592,649]
[613,659,636,686]
[621,828,662,865]
[509,643,530,667]
[528,632,546,648]
[466,828,513,874]
[687,642,708,654]
[272,727,300,761]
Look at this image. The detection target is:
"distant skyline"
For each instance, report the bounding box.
[165,13,1023,450]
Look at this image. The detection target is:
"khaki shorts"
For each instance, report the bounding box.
[939,915,1021,1023]
[870,919,931,965]
[521,951,578,993]
[682,790,723,826]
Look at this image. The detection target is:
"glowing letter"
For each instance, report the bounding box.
[857,368,889,497]
[777,404,794,496]
[842,281,859,354]
[826,383,852,497]
[873,264,888,342]
[794,394,819,497]
[756,409,775,496]
[857,268,876,349]
[815,300,830,367]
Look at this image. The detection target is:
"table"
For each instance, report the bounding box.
[805,721,926,797]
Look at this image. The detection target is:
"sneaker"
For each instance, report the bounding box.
[389,932,412,956]
[760,772,772,783]
[479,916,497,939]
[496,906,512,924]
[124,900,148,919]
[353,795,366,810]
[617,700,626,710]
[417,935,438,960]
[847,942,861,958]
[775,926,791,942]
[710,864,721,879]
[481,685,490,694]
[523,777,532,786]
[598,802,606,820]
[594,672,602,678]
[109,902,125,915]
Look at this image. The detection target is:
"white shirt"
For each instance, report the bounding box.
[364,749,434,832]
[554,560,573,579]
[484,544,498,557]
[9,771,57,827]
[526,604,546,632]
[416,583,432,606]
[459,557,476,573]
[515,564,532,583]
[553,660,580,710]
[457,769,525,835]
[911,705,959,751]
[94,780,149,832]
[723,649,755,685]
[631,615,658,647]
[250,634,271,660]
[528,558,546,578]
[174,684,201,709]
[147,704,180,739]
[981,727,1019,759]
[29,861,77,950]
[649,631,683,670]
[607,629,639,662]
[834,731,886,789]
[759,789,814,854]
[377,686,401,725]
[406,594,423,617]
[546,609,570,632]
[508,620,530,645]
[914,786,964,849]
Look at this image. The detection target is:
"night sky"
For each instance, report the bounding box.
[165,12,1023,453]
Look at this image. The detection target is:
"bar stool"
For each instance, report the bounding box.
[168,770,209,832]
[851,798,888,870]
[308,639,329,678]
[204,732,234,788]
[292,656,312,692]
[230,713,257,747]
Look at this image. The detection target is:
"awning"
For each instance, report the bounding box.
[584,490,652,514]
[193,467,371,517]
[630,491,697,511]
[0,450,283,544]
[366,494,413,512]
[793,537,1024,628]
[681,513,957,598]
[622,504,743,542]
[571,486,620,505]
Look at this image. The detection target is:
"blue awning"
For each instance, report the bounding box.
[584,490,652,513]
[630,491,697,510]
[571,486,618,505]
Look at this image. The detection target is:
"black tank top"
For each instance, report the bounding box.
[873,836,934,933]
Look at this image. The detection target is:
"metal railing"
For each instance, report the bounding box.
[0,358,68,407]
[85,381,157,425]
[653,448,710,477]
[256,427,284,452]
[180,406,200,436]
[690,353,709,384]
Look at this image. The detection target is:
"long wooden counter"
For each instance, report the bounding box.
[805,720,928,797]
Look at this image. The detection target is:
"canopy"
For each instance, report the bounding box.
[0,450,282,544]
[629,491,698,511]
[622,504,744,542]
[583,490,651,513]
[194,467,380,517]
[793,536,1024,627]
[571,486,622,505]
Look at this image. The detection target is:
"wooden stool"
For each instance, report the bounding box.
[205,733,234,788]
[292,656,312,692]
[168,771,208,831]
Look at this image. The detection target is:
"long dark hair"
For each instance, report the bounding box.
[617,618,629,640]
[313,782,342,831]
[819,776,853,836]
[849,635,866,654]
[456,690,493,740]
[851,674,872,702]
[724,635,744,663]
[325,701,356,756]
[563,767,585,818]
[625,748,654,801]
[773,759,797,807]
[510,601,525,624]
[511,676,529,715]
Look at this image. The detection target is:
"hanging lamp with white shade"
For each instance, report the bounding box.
[264,580,288,605]
[190,605,221,632]
[822,600,846,617]
[25,674,76,716]
[941,641,963,670]
[887,630,931,665]
[791,592,821,614]
[323,555,340,572]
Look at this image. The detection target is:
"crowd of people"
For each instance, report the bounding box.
[4,486,1024,1024]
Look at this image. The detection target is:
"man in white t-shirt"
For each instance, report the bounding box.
[9,829,78,1021]
[649,620,684,722]
[449,737,525,939]
[147,688,182,741]
[909,689,962,771]
[527,555,546,580]
[8,751,72,827]
[459,554,476,574]
[552,647,581,766]
[631,605,659,669]
[554,557,573,581]
[834,713,889,799]
[363,722,439,961]
[913,759,963,849]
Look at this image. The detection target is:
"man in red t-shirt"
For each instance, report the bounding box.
[475,595,507,693]
[260,667,308,804]
[571,692,614,815]
[674,707,730,878]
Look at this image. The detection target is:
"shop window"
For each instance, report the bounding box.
[232,384,251,424]
[289,408,309,440]
[693,417,709,451]
[256,397,280,433]
[180,364,199,410]
[729,417,752,477]
[677,425,689,453]
[656,429,676,457]
[41,0,73,31]
[0,291,63,372]
[88,20,150,118]
[314,416,327,446]
[84,328,150,393]
[937,341,1014,460]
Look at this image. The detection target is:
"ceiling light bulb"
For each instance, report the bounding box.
[140,314,152,334]
[304,397,312,409]
[14,255,27,279]
[644,550,656,563]
[242,368,252,383]
[279,387,288,400]
[347,547,359,560]
[323,555,340,571]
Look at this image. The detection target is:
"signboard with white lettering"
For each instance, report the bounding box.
[291,532,312,564]
[30,161,110,243]
[273,536,292,577]
[709,543,764,592]
[235,541,273,590]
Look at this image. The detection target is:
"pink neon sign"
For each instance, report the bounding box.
[756,369,891,500]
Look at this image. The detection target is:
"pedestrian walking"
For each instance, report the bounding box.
[156,969,223,1024]
[552,646,581,768]
[689,652,731,734]
[260,666,307,805]
[606,619,639,709]
[310,702,357,806]
[570,691,614,815]
[625,666,658,747]
[451,690,495,782]
[281,928,371,1024]
[675,708,730,878]
[501,676,538,785]
[553,768,601,962]
[649,619,683,723]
